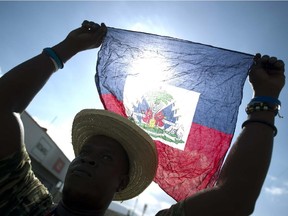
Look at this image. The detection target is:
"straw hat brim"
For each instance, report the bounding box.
[72,109,158,200]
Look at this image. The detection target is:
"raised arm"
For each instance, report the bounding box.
[0,21,107,159]
[184,54,285,216]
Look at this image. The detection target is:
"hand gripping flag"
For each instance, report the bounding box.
[95,27,254,201]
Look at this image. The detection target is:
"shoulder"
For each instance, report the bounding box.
[0,144,53,215]
[156,201,186,216]
[0,144,28,173]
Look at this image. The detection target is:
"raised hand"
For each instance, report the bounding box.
[249,53,285,98]
[63,20,107,52]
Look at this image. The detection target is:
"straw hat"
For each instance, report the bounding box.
[72,109,158,200]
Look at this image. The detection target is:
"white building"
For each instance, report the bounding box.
[21,111,70,202]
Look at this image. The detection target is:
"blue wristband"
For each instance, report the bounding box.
[43,48,64,69]
[250,96,281,107]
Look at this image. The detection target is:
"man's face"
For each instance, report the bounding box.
[62,135,129,210]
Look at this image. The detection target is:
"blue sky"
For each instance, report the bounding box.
[0,1,288,215]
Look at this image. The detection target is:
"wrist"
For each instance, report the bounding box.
[52,39,80,64]
[244,109,276,137]
[42,48,64,72]
[248,111,275,123]
[254,91,280,99]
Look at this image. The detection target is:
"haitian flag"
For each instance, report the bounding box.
[95,27,253,201]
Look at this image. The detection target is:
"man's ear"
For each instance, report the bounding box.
[117,175,130,192]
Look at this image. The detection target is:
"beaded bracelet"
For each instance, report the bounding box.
[242,119,277,137]
[246,102,279,116]
[42,48,64,71]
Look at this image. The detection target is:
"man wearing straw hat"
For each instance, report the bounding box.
[0,21,285,216]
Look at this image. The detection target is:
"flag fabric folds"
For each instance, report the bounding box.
[95,27,253,201]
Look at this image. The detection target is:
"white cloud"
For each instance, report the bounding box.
[284,181,288,187]
[265,175,288,197]
[267,175,278,181]
[31,115,75,161]
[46,120,75,160]
[265,186,288,196]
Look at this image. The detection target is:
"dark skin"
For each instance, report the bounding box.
[0,20,285,215]
[61,135,129,215]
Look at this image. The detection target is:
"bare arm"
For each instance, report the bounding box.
[184,54,285,216]
[0,21,107,158]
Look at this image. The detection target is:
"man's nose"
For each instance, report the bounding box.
[80,157,98,167]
